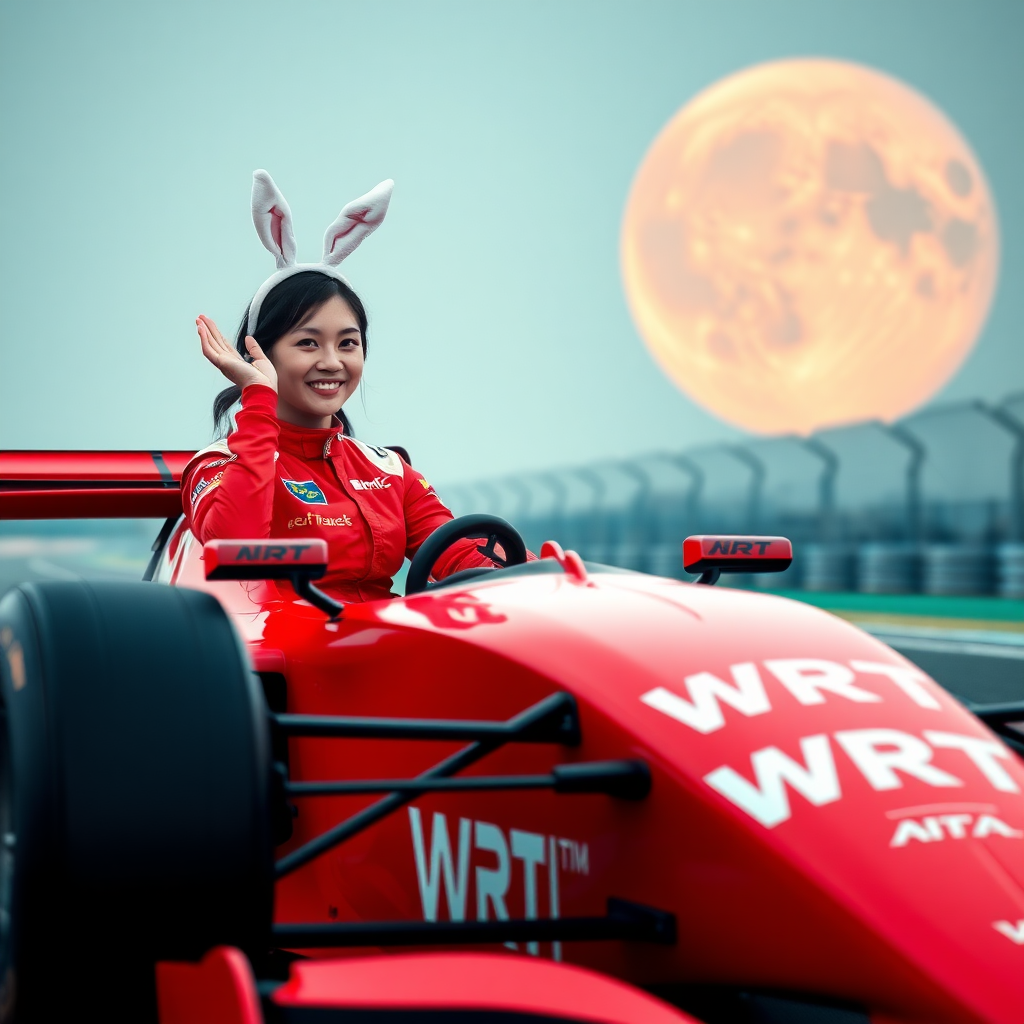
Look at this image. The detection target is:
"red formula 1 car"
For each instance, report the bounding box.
[0,450,1022,1024]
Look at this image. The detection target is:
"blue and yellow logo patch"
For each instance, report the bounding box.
[282,479,328,505]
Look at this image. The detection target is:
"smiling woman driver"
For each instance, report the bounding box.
[181,171,509,602]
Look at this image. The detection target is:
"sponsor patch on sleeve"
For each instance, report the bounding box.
[190,471,224,507]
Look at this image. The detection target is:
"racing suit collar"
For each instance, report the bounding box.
[277,415,345,460]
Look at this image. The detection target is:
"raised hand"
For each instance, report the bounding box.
[197,314,278,392]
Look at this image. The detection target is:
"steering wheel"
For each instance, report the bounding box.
[405,514,528,595]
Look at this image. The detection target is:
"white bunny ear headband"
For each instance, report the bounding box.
[247,169,393,333]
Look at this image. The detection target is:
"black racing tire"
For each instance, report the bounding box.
[0,580,272,1022]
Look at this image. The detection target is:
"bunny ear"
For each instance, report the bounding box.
[251,170,297,269]
[322,180,394,267]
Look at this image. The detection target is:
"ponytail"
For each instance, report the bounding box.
[212,384,243,437]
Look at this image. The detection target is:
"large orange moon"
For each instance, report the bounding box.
[621,59,999,434]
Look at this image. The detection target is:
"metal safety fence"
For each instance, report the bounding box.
[442,392,1024,599]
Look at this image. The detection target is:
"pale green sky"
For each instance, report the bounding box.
[1,0,1020,487]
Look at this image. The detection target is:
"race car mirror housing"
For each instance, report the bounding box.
[203,539,343,619]
[683,535,793,586]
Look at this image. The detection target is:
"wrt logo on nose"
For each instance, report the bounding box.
[640,658,1020,828]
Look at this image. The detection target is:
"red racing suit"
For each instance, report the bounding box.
[180,383,500,602]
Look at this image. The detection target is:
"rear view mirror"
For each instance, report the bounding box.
[683,535,793,585]
[204,540,328,581]
[203,539,342,619]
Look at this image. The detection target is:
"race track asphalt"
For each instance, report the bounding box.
[859,623,1024,706]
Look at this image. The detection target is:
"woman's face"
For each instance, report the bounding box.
[270,295,364,429]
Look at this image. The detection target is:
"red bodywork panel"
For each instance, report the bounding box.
[272,952,699,1021]
[3,459,1022,1023]
[152,518,1024,1024]
[0,450,193,518]
[157,947,262,1024]
[156,948,700,1023]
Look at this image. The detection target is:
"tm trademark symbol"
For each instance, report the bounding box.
[557,838,589,875]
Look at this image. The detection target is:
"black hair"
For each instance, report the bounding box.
[212,272,368,437]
